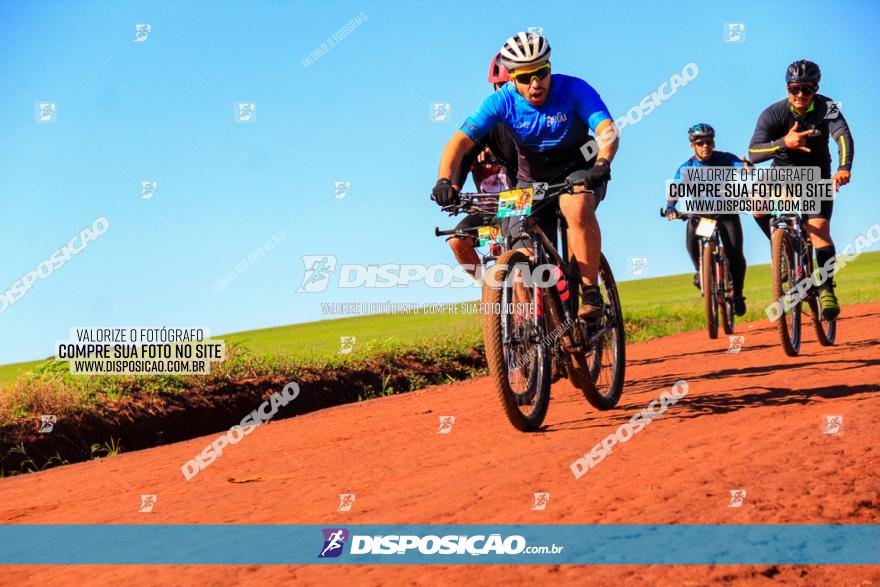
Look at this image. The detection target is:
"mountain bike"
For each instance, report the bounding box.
[435,179,626,431]
[769,213,836,356]
[660,210,735,339]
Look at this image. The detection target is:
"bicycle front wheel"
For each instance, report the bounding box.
[482,250,551,432]
[771,229,801,356]
[702,242,719,339]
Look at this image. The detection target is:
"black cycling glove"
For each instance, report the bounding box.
[584,159,611,188]
[432,178,459,207]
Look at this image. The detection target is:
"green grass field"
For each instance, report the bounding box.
[1,251,877,384]
[620,249,880,340]
[0,360,47,384]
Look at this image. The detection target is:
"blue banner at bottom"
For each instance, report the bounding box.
[0,524,877,565]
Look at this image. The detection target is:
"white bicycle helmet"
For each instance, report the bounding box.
[498,31,551,71]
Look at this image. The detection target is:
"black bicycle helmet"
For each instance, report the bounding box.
[785,59,821,84]
[688,123,715,142]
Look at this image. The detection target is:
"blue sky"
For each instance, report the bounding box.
[1,0,878,364]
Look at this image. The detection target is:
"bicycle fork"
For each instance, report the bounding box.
[530,235,581,352]
[699,238,711,295]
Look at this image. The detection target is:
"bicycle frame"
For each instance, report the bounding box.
[697,227,723,295]
[525,213,616,352]
[661,209,736,338]
[769,212,837,352]
[664,212,728,296]
[436,178,603,351]
[437,179,626,421]
[771,214,813,291]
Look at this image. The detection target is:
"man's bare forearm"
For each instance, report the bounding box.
[596,122,619,163]
[438,131,476,189]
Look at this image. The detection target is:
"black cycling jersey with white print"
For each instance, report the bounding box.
[748,94,854,177]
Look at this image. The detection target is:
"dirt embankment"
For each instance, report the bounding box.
[0,348,486,474]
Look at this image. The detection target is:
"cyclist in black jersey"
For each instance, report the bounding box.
[748,60,854,319]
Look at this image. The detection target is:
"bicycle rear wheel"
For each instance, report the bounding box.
[807,295,837,346]
[482,250,551,431]
[771,229,801,356]
[702,242,719,339]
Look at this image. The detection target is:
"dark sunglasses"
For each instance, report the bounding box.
[511,64,551,84]
[788,84,816,96]
[693,139,714,146]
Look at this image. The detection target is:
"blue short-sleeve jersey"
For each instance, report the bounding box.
[674,151,744,180]
[460,74,612,154]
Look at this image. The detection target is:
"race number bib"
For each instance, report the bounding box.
[477,225,503,246]
[695,217,717,238]
[496,188,533,218]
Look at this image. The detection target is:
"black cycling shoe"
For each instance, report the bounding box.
[734,296,747,317]
[578,285,604,322]
[693,272,701,290]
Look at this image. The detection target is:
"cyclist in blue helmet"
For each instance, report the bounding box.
[665,123,750,316]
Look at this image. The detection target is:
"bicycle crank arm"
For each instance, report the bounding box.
[584,324,610,346]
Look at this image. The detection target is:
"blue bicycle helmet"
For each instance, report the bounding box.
[688,123,715,142]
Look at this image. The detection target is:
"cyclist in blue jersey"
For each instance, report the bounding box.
[665,123,750,316]
[432,32,619,320]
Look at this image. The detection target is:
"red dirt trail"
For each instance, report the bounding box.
[3,303,879,586]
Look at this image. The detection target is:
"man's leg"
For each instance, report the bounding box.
[718,215,748,315]
[559,188,600,285]
[754,214,772,239]
[449,237,480,278]
[807,200,839,318]
[448,215,484,278]
[685,219,702,290]
[559,186,602,319]
[807,217,833,249]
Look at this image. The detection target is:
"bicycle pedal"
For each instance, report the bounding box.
[578,316,603,329]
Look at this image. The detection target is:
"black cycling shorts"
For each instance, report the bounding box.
[452,213,491,241]
[807,199,833,221]
[507,170,607,249]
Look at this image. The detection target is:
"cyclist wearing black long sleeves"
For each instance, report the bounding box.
[749,60,854,319]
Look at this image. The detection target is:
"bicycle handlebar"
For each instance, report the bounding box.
[440,178,593,216]
[433,178,596,238]
[658,207,711,221]
[434,226,480,238]
[458,177,590,201]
